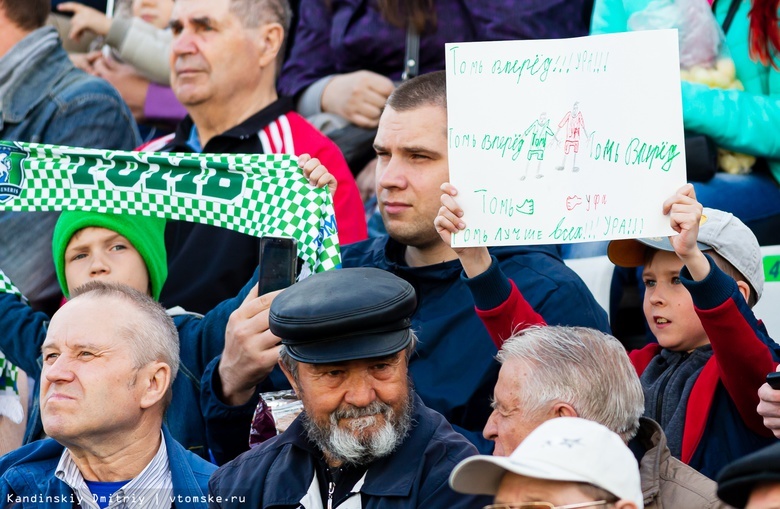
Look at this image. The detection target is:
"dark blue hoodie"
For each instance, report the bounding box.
[200,236,610,460]
[341,236,610,452]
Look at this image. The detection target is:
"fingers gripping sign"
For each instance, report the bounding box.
[663,183,710,281]
[664,184,702,255]
[434,183,492,279]
[434,182,466,246]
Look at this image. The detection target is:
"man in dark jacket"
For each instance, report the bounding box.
[338,70,610,452]
[0,282,215,507]
[209,268,487,509]
[200,70,610,461]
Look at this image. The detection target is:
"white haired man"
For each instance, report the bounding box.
[451,417,644,509]
[482,325,728,509]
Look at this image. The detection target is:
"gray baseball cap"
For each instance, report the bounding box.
[607,208,764,301]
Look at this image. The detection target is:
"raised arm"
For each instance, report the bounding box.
[434,183,546,348]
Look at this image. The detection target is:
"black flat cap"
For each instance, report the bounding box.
[269,268,417,364]
[717,440,780,508]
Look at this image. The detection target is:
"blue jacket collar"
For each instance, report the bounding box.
[163,426,216,502]
[345,235,563,282]
[0,426,214,506]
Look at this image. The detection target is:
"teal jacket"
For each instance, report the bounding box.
[591,0,780,183]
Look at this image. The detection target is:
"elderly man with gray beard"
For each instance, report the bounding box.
[207,267,487,509]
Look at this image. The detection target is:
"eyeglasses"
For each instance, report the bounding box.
[484,501,609,509]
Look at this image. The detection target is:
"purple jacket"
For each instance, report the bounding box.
[144,82,186,125]
[279,0,594,99]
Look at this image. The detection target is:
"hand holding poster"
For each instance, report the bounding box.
[445,29,686,247]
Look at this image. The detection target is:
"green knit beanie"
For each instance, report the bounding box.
[52,211,168,300]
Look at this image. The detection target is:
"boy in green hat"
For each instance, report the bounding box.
[52,210,168,301]
[2,208,240,458]
[0,154,335,459]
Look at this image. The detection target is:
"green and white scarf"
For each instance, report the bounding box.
[0,270,25,424]
[0,141,341,274]
[0,141,344,423]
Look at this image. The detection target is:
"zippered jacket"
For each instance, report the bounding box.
[0,427,215,508]
[476,254,778,478]
[139,98,367,314]
[208,394,490,509]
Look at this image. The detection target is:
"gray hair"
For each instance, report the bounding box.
[497,326,644,442]
[230,0,292,31]
[228,0,292,74]
[71,281,180,407]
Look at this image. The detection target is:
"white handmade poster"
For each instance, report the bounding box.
[446,29,686,247]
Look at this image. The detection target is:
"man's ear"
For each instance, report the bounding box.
[614,501,639,509]
[551,402,578,418]
[257,22,284,68]
[278,358,300,396]
[139,362,171,410]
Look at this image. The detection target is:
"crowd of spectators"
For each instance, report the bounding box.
[1,0,780,507]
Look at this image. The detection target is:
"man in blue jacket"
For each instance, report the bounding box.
[209,268,488,509]
[0,282,215,508]
[338,70,610,451]
[201,71,610,460]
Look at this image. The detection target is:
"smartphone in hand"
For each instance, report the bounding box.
[258,236,298,296]
[767,371,780,390]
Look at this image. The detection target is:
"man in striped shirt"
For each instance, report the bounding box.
[0,282,216,508]
[140,0,367,315]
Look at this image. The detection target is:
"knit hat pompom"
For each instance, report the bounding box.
[52,211,167,300]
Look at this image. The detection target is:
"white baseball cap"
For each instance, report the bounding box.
[449,417,644,508]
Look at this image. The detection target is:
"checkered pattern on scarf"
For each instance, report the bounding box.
[0,142,341,275]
